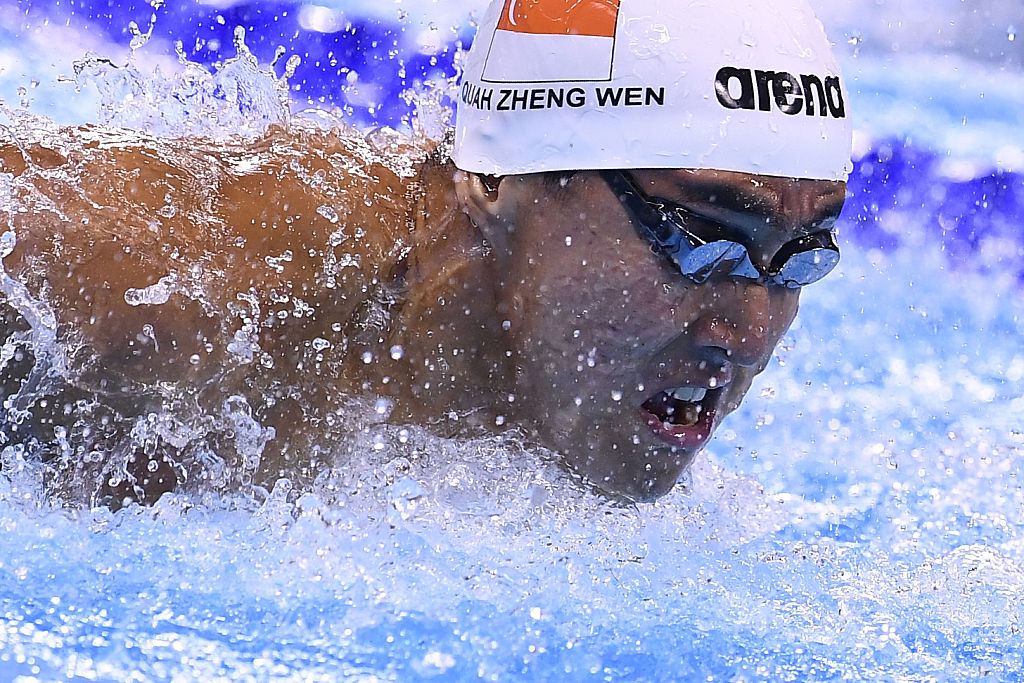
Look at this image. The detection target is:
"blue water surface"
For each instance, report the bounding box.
[1,1,1024,681]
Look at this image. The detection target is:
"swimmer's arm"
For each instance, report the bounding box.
[1,142,26,176]
[1,127,411,384]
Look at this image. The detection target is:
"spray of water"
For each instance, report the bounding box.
[67,26,297,140]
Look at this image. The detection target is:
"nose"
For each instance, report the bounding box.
[689,281,779,369]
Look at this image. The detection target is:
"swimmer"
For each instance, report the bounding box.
[0,0,852,505]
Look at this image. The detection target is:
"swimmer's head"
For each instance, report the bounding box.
[448,0,852,500]
[453,0,852,182]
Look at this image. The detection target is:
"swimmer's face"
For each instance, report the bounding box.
[487,169,846,501]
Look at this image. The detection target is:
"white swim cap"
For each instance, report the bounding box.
[453,0,853,181]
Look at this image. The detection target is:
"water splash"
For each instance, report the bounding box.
[0,229,66,422]
[70,26,299,140]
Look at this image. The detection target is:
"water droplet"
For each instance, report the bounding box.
[337,253,361,269]
[502,320,512,331]
[125,274,178,307]
[389,345,405,360]
[264,250,293,274]
[317,204,340,223]
[328,228,348,247]
[361,351,374,364]
[564,236,572,247]
[374,398,392,415]
[127,19,155,51]
[495,415,506,426]
[611,390,623,402]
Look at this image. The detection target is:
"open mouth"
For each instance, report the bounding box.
[639,385,722,448]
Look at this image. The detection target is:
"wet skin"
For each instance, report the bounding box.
[0,128,845,503]
[453,169,847,500]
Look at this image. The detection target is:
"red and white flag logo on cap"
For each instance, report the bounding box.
[482,0,621,83]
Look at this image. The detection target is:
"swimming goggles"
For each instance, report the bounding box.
[601,170,840,289]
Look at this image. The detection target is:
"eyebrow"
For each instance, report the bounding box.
[673,177,846,232]
[677,177,778,215]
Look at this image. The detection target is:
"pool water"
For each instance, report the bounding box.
[1,1,1023,680]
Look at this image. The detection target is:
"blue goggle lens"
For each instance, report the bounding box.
[675,240,839,288]
[773,246,840,288]
[603,171,840,289]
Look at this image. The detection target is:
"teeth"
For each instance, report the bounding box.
[668,387,707,403]
[669,403,702,427]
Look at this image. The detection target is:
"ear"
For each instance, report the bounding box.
[452,171,521,257]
